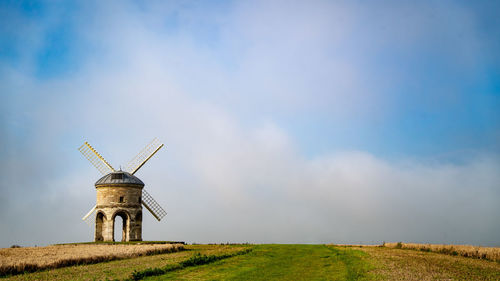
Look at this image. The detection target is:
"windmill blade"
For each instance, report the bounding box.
[142,189,167,221]
[126,138,164,175]
[82,205,96,227]
[79,142,115,175]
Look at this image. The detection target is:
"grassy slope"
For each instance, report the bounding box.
[145,245,373,281]
[5,245,248,281]
[6,244,500,281]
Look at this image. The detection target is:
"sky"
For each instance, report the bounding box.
[0,0,499,247]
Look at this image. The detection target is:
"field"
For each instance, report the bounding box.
[359,245,500,280]
[0,243,184,277]
[1,243,499,280]
[383,242,500,262]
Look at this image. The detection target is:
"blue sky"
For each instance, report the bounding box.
[3,0,498,159]
[1,0,499,247]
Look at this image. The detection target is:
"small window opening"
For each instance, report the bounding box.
[138,197,141,203]
[112,173,123,180]
[119,196,124,203]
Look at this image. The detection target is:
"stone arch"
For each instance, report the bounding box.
[95,211,106,242]
[112,210,130,242]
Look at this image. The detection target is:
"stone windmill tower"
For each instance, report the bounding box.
[79,138,167,242]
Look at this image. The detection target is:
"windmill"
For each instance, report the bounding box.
[78,138,167,242]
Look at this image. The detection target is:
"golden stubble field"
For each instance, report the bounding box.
[384,242,500,262]
[0,243,184,276]
[358,245,500,280]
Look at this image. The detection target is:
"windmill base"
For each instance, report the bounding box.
[94,206,143,242]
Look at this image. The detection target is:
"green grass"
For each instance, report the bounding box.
[8,244,500,280]
[128,248,253,280]
[144,244,374,281]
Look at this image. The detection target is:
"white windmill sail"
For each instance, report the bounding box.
[78,142,115,175]
[142,189,167,221]
[78,142,115,227]
[125,138,167,221]
[82,205,96,226]
[126,138,164,175]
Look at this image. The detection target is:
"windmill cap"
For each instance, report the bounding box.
[95,171,144,186]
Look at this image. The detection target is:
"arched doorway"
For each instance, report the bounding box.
[112,211,129,242]
[95,212,106,241]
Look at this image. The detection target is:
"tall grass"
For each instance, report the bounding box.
[384,242,500,262]
[0,243,184,277]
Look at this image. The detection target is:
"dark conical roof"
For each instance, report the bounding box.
[95,171,144,186]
